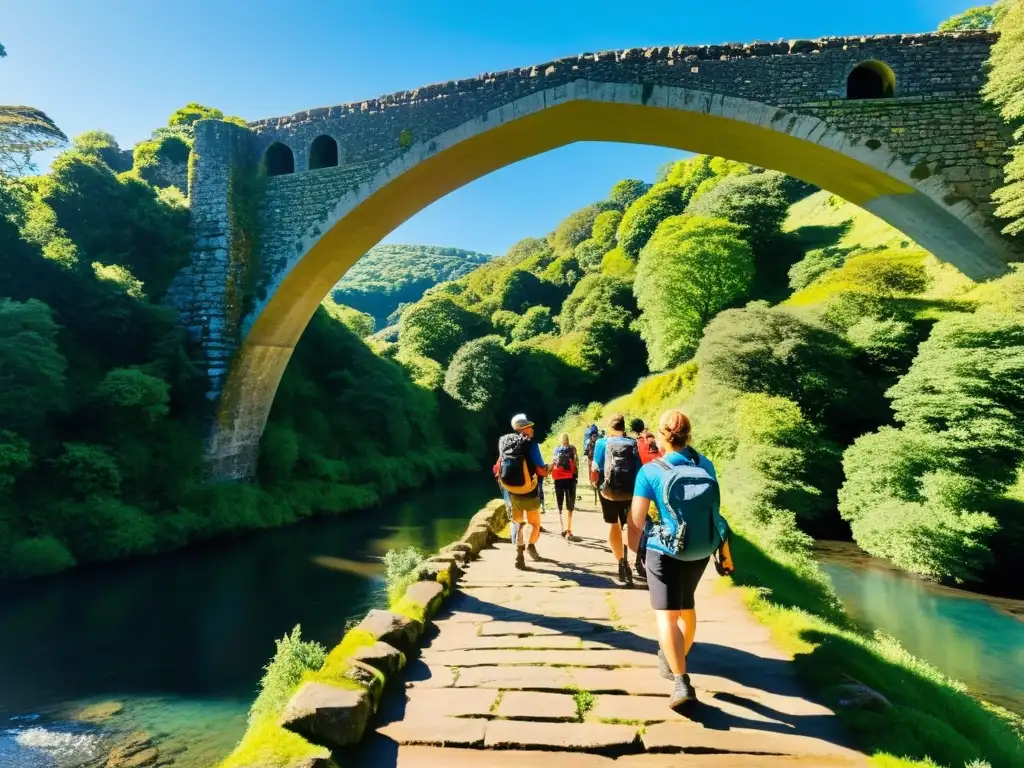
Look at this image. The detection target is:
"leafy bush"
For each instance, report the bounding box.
[2,535,76,579]
[552,204,601,257]
[984,0,1024,235]
[95,367,170,421]
[511,306,554,342]
[608,179,650,210]
[634,215,754,370]
[687,171,791,255]
[788,247,846,290]
[616,182,686,257]
[55,443,122,498]
[383,546,426,604]
[249,626,327,722]
[398,293,488,365]
[443,335,508,412]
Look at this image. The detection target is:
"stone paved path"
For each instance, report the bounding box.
[357,499,868,767]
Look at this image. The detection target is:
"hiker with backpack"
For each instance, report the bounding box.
[627,409,734,711]
[495,413,548,570]
[550,433,581,542]
[590,413,642,588]
[629,418,661,581]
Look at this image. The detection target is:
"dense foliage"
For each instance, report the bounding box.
[332,244,491,328]
[984,0,1024,235]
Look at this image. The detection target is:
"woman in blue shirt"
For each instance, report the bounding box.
[627,409,732,711]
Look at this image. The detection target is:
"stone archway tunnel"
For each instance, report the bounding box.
[165,30,1019,480]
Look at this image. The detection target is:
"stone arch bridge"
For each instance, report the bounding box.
[166,29,1018,480]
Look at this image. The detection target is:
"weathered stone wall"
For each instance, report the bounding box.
[165,120,257,406]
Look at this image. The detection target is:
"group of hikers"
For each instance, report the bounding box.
[493,409,734,711]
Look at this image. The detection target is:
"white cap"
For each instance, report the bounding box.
[511,413,534,430]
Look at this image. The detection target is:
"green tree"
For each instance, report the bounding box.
[511,306,555,342]
[686,171,791,255]
[0,48,67,175]
[443,335,508,412]
[788,247,846,290]
[95,367,171,422]
[0,298,67,435]
[591,209,622,250]
[695,302,861,424]
[557,273,636,333]
[634,215,754,369]
[0,430,31,496]
[616,183,687,257]
[984,0,1024,235]
[939,5,1000,30]
[574,239,606,273]
[608,179,651,210]
[72,130,130,172]
[398,294,487,365]
[552,204,601,257]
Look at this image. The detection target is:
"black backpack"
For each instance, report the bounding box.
[602,436,639,501]
[554,446,574,471]
[497,433,536,494]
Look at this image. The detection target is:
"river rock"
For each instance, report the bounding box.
[356,609,423,655]
[280,682,371,749]
[351,640,405,677]
[105,731,159,768]
[73,700,125,722]
[401,580,446,618]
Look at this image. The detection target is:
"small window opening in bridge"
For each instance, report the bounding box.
[308,135,339,170]
[264,142,294,176]
[847,61,896,100]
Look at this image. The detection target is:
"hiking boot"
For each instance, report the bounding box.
[669,674,697,710]
[657,649,673,681]
[527,543,541,561]
[618,557,634,588]
[566,532,580,543]
[515,547,527,570]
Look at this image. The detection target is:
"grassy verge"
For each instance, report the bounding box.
[726,530,1024,768]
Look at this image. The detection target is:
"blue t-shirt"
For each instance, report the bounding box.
[634,450,718,524]
[591,435,640,487]
[528,440,546,472]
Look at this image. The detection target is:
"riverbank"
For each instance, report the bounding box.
[0,475,498,768]
[727,530,1024,768]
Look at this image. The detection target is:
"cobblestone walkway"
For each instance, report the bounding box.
[358,500,868,767]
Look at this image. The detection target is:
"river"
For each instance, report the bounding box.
[817,541,1024,715]
[0,476,498,768]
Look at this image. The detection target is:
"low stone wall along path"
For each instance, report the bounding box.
[357,499,868,767]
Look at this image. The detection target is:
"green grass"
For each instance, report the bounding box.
[726,531,1024,768]
[784,190,916,255]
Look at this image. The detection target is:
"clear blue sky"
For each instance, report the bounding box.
[3,0,972,255]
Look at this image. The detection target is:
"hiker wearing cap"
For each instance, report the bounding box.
[590,412,641,587]
[627,409,734,711]
[495,413,548,570]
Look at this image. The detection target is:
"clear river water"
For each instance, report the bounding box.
[0,476,497,768]
[817,541,1024,715]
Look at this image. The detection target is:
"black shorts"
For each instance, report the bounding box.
[645,550,710,611]
[599,495,630,526]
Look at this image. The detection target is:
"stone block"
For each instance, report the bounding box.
[351,641,405,677]
[401,579,446,618]
[496,691,578,721]
[376,716,488,747]
[460,523,492,554]
[343,660,385,707]
[280,682,371,750]
[438,543,473,565]
[355,609,423,655]
[417,560,454,586]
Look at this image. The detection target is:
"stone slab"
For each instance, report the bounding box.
[376,716,487,747]
[567,668,671,696]
[496,691,578,721]
[479,620,601,636]
[640,722,861,758]
[428,634,586,651]
[421,649,656,668]
[394,746,615,767]
[485,720,640,752]
[453,665,573,690]
[402,687,499,719]
[591,694,690,724]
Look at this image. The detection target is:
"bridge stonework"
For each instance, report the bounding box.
[168,30,1019,480]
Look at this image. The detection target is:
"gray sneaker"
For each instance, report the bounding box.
[669,674,697,710]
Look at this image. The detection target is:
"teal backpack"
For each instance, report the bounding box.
[647,450,728,562]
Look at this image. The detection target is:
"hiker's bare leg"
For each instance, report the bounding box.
[679,609,697,655]
[655,609,686,676]
[512,510,526,547]
[609,522,624,561]
[527,510,541,544]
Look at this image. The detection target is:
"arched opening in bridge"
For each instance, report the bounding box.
[847,61,895,100]
[264,142,294,176]
[308,135,338,170]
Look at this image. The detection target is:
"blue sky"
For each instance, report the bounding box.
[3,0,972,255]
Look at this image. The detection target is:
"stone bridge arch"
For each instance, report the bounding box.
[168,30,1019,479]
